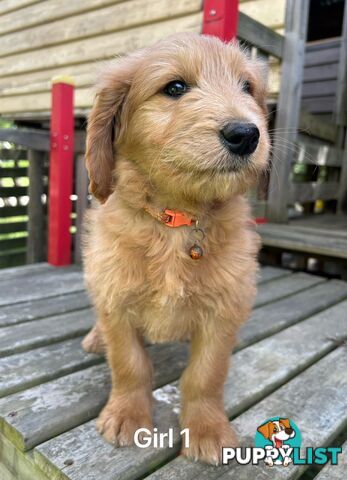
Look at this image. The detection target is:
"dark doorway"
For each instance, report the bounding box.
[307,0,345,41]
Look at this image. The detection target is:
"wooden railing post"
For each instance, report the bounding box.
[336,3,347,212]
[48,76,74,266]
[27,149,45,264]
[267,0,309,222]
[74,153,89,264]
[203,0,239,41]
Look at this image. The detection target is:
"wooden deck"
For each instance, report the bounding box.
[0,263,347,479]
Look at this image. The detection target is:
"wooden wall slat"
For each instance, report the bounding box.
[304,45,340,67]
[304,63,339,82]
[0,12,202,77]
[0,63,93,93]
[302,79,337,98]
[239,0,285,30]
[302,95,335,114]
[0,0,42,17]
[0,89,91,114]
[0,0,124,36]
[0,0,202,58]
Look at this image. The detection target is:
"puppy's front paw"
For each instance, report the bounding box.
[181,418,237,465]
[97,394,153,447]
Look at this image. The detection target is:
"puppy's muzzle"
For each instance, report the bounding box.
[221,122,259,156]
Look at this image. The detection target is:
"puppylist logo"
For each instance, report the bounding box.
[222,417,342,467]
[255,417,301,467]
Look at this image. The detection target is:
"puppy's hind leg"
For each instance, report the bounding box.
[96,311,154,446]
[82,323,105,354]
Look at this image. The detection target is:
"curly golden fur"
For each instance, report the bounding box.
[82,32,270,465]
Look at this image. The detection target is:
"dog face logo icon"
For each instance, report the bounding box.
[255,417,302,467]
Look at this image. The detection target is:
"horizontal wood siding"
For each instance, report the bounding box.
[302,38,341,115]
[0,0,285,118]
[0,0,202,117]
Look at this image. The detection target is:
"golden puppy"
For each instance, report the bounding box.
[82,32,270,465]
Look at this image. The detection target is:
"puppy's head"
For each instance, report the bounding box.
[86,33,270,204]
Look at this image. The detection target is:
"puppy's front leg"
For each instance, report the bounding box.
[180,326,237,465]
[97,313,153,446]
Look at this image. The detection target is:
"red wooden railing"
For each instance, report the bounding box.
[202,0,239,40]
[48,76,74,266]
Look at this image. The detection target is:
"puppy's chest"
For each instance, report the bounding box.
[141,233,200,303]
[116,225,216,304]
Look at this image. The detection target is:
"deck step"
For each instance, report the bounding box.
[259,223,347,259]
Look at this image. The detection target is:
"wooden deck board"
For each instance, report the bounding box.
[254,272,324,307]
[238,279,347,349]
[146,348,347,480]
[34,306,347,480]
[0,267,84,307]
[0,291,90,328]
[0,342,189,451]
[315,440,347,479]
[256,266,292,283]
[0,309,94,358]
[0,263,54,280]
[0,264,346,480]
[0,337,103,398]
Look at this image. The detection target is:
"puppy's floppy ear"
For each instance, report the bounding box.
[86,56,140,203]
[280,418,291,429]
[257,421,271,439]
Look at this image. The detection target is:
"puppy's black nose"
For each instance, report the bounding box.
[221,122,259,156]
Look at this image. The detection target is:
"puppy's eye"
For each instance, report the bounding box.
[242,80,252,95]
[163,80,188,98]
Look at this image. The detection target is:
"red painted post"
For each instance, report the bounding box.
[203,0,239,41]
[48,76,74,266]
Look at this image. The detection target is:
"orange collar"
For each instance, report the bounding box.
[144,206,196,228]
